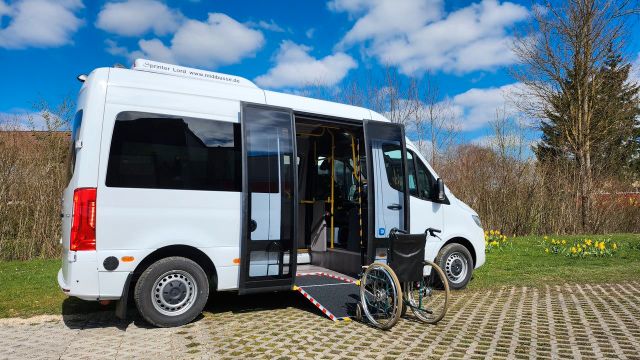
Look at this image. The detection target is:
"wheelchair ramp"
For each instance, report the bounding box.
[294,273,360,321]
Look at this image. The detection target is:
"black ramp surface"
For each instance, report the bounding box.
[296,275,360,319]
[295,275,348,287]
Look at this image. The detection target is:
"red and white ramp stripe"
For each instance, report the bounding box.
[293,285,350,322]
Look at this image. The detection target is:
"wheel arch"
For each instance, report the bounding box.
[442,237,476,267]
[133,245,218,290]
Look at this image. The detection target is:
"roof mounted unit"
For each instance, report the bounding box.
[132,59,258,89]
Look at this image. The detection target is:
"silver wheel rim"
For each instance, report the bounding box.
[445,252,468,284]
[360,265,399,328]
[151,270,198,316]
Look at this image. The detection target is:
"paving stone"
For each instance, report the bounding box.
[1,282,639,359]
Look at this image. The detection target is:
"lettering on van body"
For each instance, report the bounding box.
[139,60,240,84]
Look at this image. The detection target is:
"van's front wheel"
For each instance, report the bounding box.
[134,257,209,327]
[435,244,473,290]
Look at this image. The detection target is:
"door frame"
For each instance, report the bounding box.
[238,102,298,294]
[363,120,410,264]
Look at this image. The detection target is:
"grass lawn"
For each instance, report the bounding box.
[468,233,640,290]
[0,233,639,318]
[0,259,106,318]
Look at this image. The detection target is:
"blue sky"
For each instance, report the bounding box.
[1,0,639,145]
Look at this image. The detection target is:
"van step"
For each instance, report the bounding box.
[294,272,360,321]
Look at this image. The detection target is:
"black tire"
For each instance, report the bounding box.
[359,262,402,330]
[435,243,473,290]
[134,257,209,327]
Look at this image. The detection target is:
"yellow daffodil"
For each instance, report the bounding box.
[545,248,549,253]
[491,241,498,246]
[490,230,495,236]
[544,236,548,240]
[598,242,605,251]
[613,243,618,250]
[561,240,566,245]
[571,247,577,254]
[496,230,501,235]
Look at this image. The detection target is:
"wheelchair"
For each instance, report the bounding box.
[357,228,450,330]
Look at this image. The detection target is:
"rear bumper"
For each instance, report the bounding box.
[58,265,129,301]
[57,269,70,294]
[57,264,100,301]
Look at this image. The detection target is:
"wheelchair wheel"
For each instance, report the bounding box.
[403,260,449,324]
[359,262,402,330]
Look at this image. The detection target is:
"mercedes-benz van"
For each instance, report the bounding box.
[58,59,485,327]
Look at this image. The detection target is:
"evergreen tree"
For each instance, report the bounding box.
[592,47,640,178]
[534,46,640,180]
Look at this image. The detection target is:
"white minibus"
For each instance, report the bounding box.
[58,59,485,327]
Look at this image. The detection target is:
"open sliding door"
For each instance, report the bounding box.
[239,103,297,294]
[363,120,410,263]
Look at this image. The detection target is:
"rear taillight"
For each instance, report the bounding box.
[70,187,97,251]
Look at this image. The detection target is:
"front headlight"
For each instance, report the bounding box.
[472,215,482,228]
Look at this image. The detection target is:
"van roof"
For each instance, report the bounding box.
[118,59,389,123]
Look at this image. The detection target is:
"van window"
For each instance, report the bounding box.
[382,144,405,193]
[68,110,83,178]
[407,151,418,197]
[106,111,241,192]
[414,153,436,200]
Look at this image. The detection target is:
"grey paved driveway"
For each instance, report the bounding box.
[1,282,639,359]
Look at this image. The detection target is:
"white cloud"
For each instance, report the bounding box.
[105,39,129,57]
[110,13,265,68]
[133,38,176,63]
[330,0,529,75]
[248,19,286,33]
[96,0,182,37]
[254,41,357,89]
[331,0,443,46]
[449,82,521,131]
[0,0,83,49]
[0,109,58,131]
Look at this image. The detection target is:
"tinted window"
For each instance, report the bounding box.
[68,110,83,177]
[382,144,404,193]
[415,155,436,200]
[106,111,241,191]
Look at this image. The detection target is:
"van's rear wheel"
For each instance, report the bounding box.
[435,243,473,290]
[134,257,209,327]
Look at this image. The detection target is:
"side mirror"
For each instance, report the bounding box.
[436,178,446,202]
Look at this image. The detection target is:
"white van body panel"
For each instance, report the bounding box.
[92,69,259,292]
[59,61,485,301]
[264,90,371,121]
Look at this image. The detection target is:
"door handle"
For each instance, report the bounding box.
[387,204,402,210]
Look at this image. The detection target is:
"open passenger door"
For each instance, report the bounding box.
[363,120,410,263]
[239,103,297,294]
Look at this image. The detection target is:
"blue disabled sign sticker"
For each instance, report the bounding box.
[378,228,385,236]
